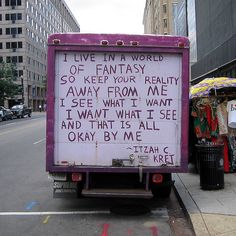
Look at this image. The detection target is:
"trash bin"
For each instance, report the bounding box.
[196,144,224,190]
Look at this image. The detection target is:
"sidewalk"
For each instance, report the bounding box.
[173,169,236,236]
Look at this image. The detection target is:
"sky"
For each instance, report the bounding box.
[64,0,146,34]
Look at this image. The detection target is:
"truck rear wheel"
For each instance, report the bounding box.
[76,183,83,198]
[151,185,172,198]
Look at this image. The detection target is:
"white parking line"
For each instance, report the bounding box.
[0,210,110,216]
[0,208,168,216]
[33,138,46,145]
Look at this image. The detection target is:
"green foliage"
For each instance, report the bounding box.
[0,62,21,105]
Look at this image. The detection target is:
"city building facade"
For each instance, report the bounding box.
[0,0,80,110]
[143,0,178,35]
[191,0,236,84]
[174,0,197,66]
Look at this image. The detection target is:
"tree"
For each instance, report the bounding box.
[0,62,21,106]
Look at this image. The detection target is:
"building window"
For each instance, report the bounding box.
[163,4,167,13]
[6,27,22,34]
[11,27,16,34]
[17,13,22,20]
[18,70,23,76]
[12,56,17,63]
[5,56,23,63]
[6,41,22,49]
[0,42,2,49]
[5,27,22,34]
[5,0,21,6]
[0,14,2,21]
[6,28,10,34]
[6,13,22,21]
[11,0,16,5]
[163,19,168,28]
[0,28,2,35]
[18,56,23,63]
[12,42,17,48]
[6,56,11,63]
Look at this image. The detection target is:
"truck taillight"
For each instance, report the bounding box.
[152,174,163,184]
[72,173,82,182]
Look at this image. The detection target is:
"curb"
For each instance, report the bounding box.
[173,173,210,236]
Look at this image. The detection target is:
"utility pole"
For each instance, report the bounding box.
[21,76,24,104]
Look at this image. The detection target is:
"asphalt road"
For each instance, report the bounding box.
[0,114,194,236]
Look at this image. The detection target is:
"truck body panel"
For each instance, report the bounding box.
[46,34,189,197]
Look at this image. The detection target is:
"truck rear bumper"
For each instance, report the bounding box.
[52,174,174,198]
[82,189,153,198]
[53,187,153,198]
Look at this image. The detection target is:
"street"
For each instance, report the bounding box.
[0,114,194,236]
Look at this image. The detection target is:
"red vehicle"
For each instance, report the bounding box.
[46,33,189,198]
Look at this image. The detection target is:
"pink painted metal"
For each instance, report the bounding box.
[46,33,189,173]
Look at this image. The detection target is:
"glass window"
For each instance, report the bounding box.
[18,27,22,34]
[5,0,9,6]
[5,14,10,20]
[18,56,23,63]
[6,42,10,48]
[17,13,22,20]
[6,28,10,34]
[12,42,17,48]
[19,70,23,76]
[0,14,2,21]
[0,42,2,49]
[163,4,167,13]
[18,41,22,48]
[163,19,168,28]
[12,56,17,63]
[11,27,16,34]
[11,13,16,21]
[6,56,11,63]
[11,0,16,6]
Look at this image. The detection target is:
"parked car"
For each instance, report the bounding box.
[0,109,3,121]
[11,104,32,118]
[0,106,13,121]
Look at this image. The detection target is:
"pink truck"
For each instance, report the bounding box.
[46,33,189,198]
